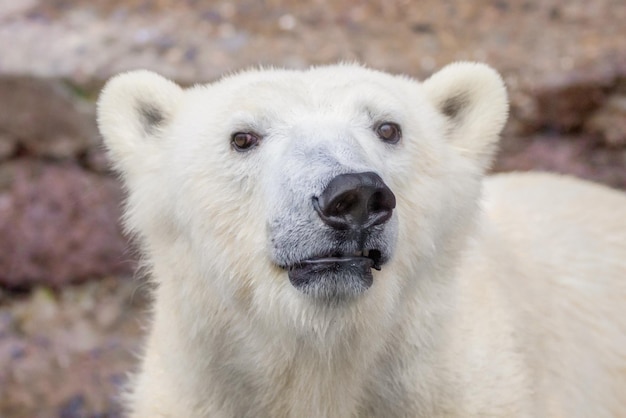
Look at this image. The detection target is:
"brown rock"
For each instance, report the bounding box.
[0,159,133,288]
[512,68,614,134]
[585,93,626,147]
[0,134,17,161]
[494,134,626,189]
[0,77,98,159]
[82,147,113,174]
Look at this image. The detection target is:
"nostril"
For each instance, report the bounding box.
[330,192,359,217]
[368,191,384,212]
[368,189,396,214]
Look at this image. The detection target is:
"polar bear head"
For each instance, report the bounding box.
[98,63,507,330]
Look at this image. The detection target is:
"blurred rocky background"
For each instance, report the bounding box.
[0,0,624,416]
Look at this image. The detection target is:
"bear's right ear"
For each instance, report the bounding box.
[97,70,183,173]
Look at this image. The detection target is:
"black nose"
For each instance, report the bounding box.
[313,172,396,230]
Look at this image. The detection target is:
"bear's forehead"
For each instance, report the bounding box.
[199,65,411,117]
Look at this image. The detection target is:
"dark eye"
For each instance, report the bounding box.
[231,132,260,151]
[376,122,401,144]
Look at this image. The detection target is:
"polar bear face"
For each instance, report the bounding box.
[98,63,507,324]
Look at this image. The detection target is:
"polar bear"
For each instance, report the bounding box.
[97,63,626,417]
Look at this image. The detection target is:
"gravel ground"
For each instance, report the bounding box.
[0,278,148,417]
[1,0,624,85]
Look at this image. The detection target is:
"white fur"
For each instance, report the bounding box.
[98,63,626,417]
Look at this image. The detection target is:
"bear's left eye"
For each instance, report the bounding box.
[231,132,260,152]
[375,122,402,144]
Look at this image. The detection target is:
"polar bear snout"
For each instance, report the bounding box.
[276,171,398,301]
[313,172,396,230]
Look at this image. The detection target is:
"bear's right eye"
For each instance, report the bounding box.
[231,132,260,152]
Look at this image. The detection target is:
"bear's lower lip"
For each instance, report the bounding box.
[287,256,378,299]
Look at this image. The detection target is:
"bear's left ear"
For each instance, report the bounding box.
[97,70,183,175]
[422,62,508,170]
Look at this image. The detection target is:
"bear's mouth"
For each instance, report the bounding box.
[284,249,383,299]
[287,249,383,271]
